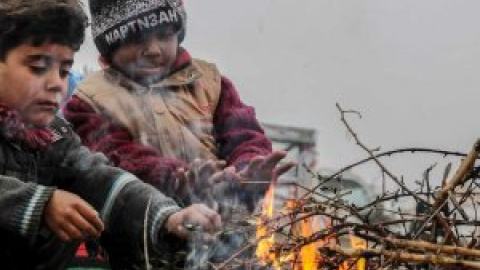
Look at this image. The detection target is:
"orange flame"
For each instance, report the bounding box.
[256,182,337,270]
[257,184,328,270]
[350,234,367,270]
[256,183,278,265]
[256,182,297,269]
[339,234,367,270]
[296,218,320,270]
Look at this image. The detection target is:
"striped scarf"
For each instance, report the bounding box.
[0,104,55,150]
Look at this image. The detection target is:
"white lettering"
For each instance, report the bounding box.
[103,8,183,45]
[168,9,179,23]
[149,14,159,27]
[112,29,122,43]
[127,21,137,33]
[105,32,114,45]
[158,11,170,24]
[137,16,150,30]
[119,25,129,39]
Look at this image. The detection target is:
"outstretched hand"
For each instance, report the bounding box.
[44,189,104,242]
[239,150,295,184]
[164,203,222,239]
[173,152,295,213]
[174,159,225,198]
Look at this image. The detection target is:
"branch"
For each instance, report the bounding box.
[327,244,480,269]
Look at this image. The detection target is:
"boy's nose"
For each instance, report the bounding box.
[46,70,65,93]
[143,37,164,56]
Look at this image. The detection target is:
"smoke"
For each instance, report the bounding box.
[185,229,252,270]
[66,69,265,269]
[181,164,262,270]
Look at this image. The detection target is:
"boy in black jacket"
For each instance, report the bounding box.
[0,0,221,269]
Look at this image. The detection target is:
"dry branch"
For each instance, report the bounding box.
[328,244,480,269]
[175,105,480,270]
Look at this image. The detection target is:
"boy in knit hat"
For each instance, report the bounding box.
[64,0,293,212]
[0,0,221,269]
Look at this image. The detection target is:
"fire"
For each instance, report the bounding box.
[256,182,324,270]
[349,234,367,270]
[256,183,277,264]
[256,181,296,269]
[255,180,368,270]
[338,233,367,270]
[296,218,321,270]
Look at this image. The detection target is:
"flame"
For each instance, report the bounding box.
[338,234,367,270]
[256,182,296,269]
[350,234,367,270]
[296,218,320,270]
[255,182,340,270]
[256,182,277,265]
[256,182,327,270]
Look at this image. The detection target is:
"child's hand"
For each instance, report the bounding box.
[164,203,222,239]
[44,190,104,241]
[239,151,295,184]
[174,159,226,198]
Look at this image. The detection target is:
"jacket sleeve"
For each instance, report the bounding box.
[53,132,181,257]
[0,176,55,241]
[214,76,273,169]
[63,96,187,197]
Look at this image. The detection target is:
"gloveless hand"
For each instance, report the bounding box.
[174,159,226,198]
[239,150,295,183]
[44,189,104,241]
[164,203,222,239]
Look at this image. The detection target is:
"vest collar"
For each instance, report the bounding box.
[104,62,203,93]
[150,64,202,88]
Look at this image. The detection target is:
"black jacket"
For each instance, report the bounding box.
[0,117,181,269]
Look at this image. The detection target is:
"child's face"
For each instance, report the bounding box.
[111,28,179,85]
[0,43,73,127]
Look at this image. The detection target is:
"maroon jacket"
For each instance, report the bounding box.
[63,48,272,197]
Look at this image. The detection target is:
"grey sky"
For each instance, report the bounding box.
[75,0,480,188]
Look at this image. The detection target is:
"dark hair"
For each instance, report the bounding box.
[0,0,89,60]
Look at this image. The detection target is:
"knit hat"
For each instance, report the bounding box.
[89,0,186,57]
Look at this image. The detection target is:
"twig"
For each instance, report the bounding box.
[327,244,480,269]
[336,103,429,206]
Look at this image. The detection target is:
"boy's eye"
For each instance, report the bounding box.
[156,30,176,41]
[30,66,71,79]
[30,66,48,75]
[60,69,71,79]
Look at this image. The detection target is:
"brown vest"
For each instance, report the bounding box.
[75,59,222,163]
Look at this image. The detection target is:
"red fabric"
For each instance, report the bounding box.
[0,104,55,150]
[213,77,272,168]
[63,97,186,194]
[76,243,88,257]
[169,47,190,73]
[63,48,272,194]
